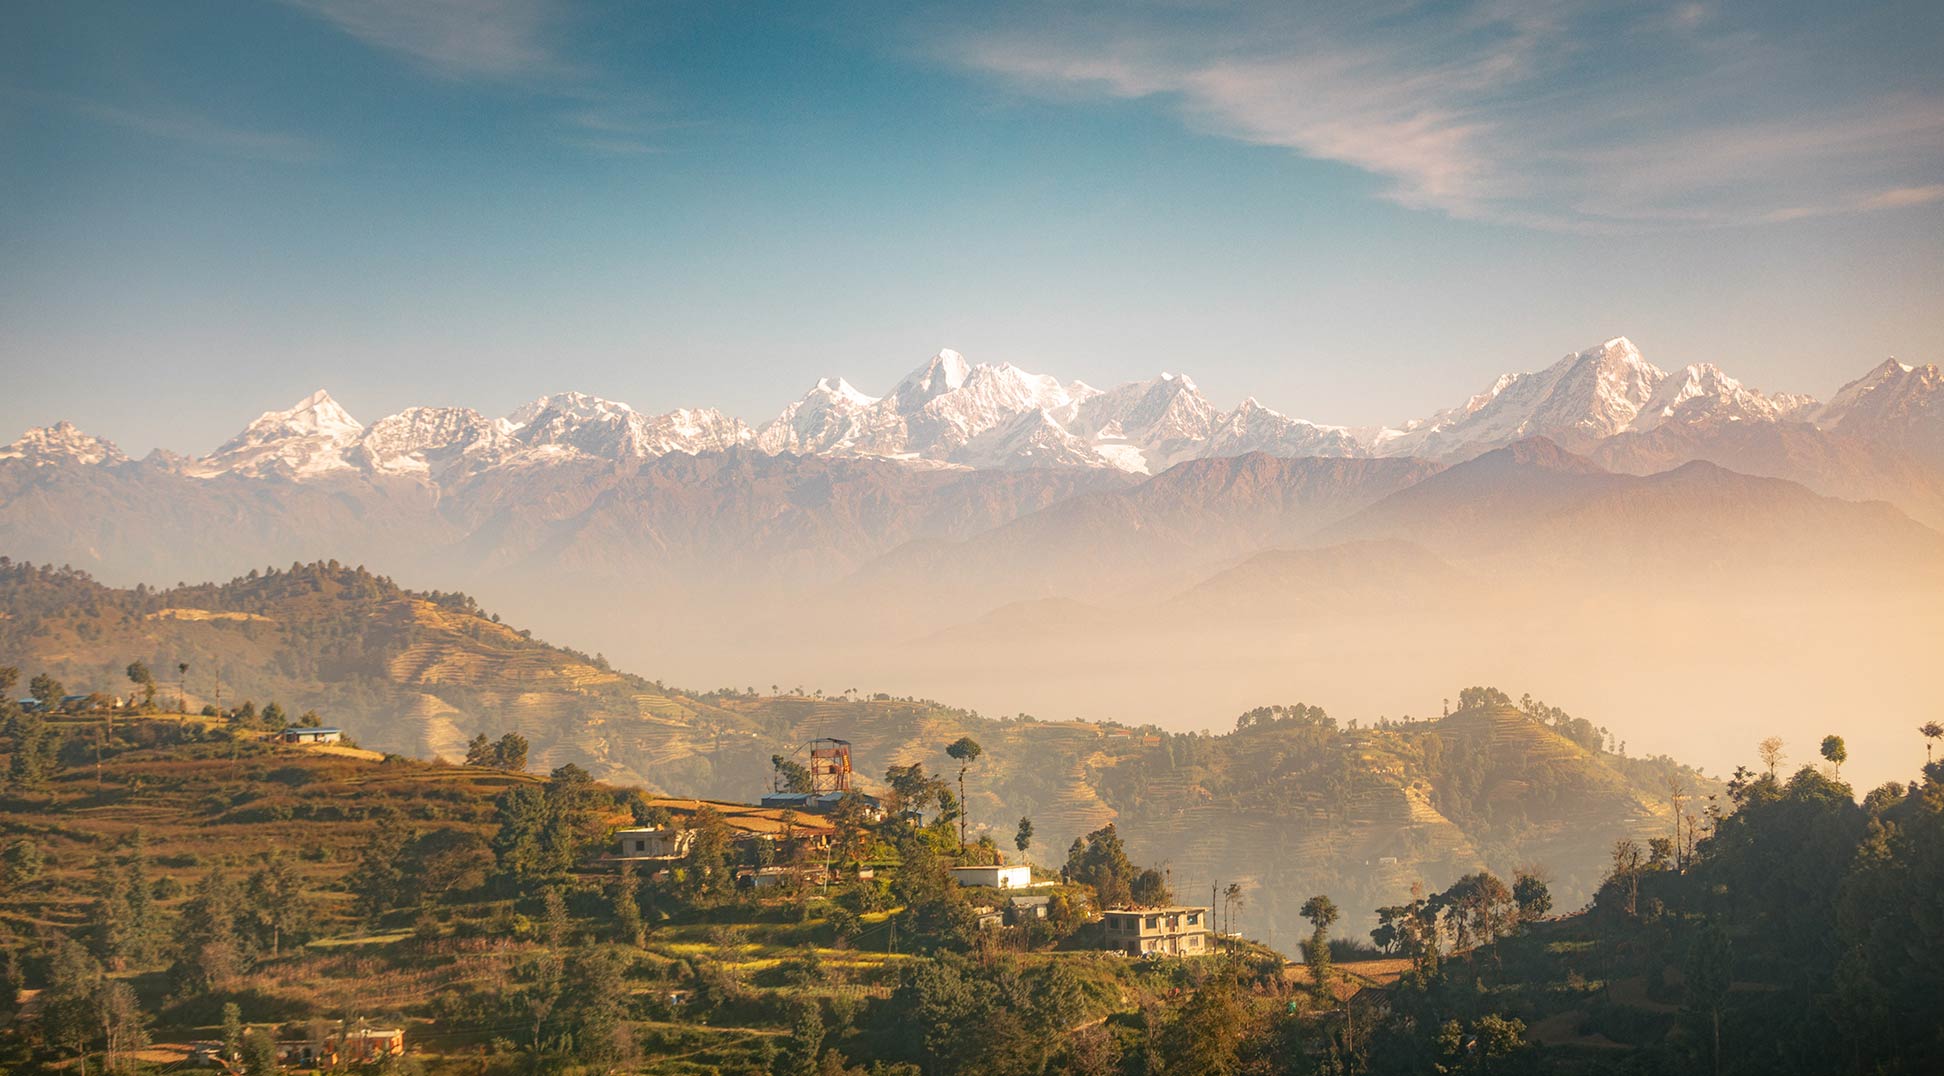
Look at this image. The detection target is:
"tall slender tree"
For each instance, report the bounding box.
[1301,895,1340,1002]
[945,738,982,848]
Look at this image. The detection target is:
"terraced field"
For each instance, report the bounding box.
[1,561,1717,943]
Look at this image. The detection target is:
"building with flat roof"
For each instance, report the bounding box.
[950,864,1033,889]
[613,826,692,861]
[1099,906,1210,956]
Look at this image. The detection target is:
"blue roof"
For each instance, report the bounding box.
[289,727,342,735]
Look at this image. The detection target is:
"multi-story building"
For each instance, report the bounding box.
[1099,906,1211,956]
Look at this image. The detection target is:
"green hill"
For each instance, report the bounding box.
[0,558,1717,943]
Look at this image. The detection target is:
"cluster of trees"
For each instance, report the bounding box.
[868,954,1093,1075]
[349,813,492,920]
[464,730,530,771]
[1063,824,1171,910]
[1369,869,1551,977]
[1331,731,1944,1075]
[1234,703,1336,732]
[488,764,612,894]
[1607,735,1944,1074]
[0,827,321,1073]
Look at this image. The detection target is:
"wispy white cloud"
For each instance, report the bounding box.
[285,0,683,156]
[282,0,571,82]
[935,1,1944,231]
[50,95,322,163]
[1861,185,1944,210]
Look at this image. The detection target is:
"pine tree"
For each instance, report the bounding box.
[41,935,101,1060]
[610,866,644,947]
[91,856,140,976]
[246,853,305,957]
[222,1002,244,1068]
[778,996,825,1075]
[172,869,247,994]
[352,813,410,920]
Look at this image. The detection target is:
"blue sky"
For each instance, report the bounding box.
[3,1,1940,454]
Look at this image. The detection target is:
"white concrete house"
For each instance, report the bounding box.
[950,864,1033,889]
[613,826,692,861]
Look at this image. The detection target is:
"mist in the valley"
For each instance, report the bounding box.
[501,546,1943,797]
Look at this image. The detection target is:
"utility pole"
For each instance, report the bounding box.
[1213,881,1221,952]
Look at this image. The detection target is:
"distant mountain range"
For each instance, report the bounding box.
[7,338,1940,481]
[3,337,1940,790]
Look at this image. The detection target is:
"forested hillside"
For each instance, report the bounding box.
[0,558,1713,940]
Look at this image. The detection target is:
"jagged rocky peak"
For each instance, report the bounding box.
[0,420,129,466]
[635,408,754,456]
[1367,337,1831,459]
[1815,356,1943,461]
[357,406,517,477]
[251,389,364,440]
[892,348,971,410]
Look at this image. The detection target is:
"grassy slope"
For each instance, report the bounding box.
[0,734,1190,1074]
[0,560,1716,941]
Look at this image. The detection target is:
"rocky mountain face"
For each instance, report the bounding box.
[1363,338,1819,459]
[1815,358,1944,464]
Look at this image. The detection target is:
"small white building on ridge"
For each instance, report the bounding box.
[951,864,1033,889]
[613,826,693,861]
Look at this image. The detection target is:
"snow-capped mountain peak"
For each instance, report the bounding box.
[0,421,129,466]
[259,389,363,439]
[815,378,879,407]
[506,392,754,462]
[507,391,637,433]
[1815,356,1943,462]
[892,349,971,410]
[36,338,1938,486]
[189,389,366,479]
[357,406,518,478]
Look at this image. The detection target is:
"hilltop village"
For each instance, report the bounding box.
[3,645,1939,1075]
[0,678,1570,1075]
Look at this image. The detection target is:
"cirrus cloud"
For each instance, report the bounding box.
[932,1,1944,232]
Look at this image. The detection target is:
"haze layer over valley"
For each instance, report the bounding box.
[4,338,1941,790]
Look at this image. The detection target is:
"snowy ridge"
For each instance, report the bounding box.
[0,421,129,467]
[11,339,1936,481]
[1363,337,1837,459]
[1815,358,1944,461]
